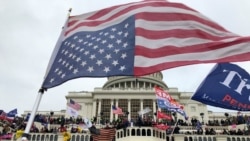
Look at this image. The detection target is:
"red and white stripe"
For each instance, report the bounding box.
[64,0,250,75]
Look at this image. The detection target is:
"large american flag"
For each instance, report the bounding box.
[42,0,250,89]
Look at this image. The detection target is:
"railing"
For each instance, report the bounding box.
[7,126,250,141]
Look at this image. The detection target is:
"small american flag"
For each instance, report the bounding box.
[0,111,6,117]
[112,105,123,115]
[42,0,250,89]
[92,128,116,141]
[68,99,81,111]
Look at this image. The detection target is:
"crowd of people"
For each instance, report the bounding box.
[1,112,250,140]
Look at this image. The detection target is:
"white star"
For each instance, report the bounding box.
[73,36,78,39]
[58,58,62,63]
[102,40,107,44]
[109,35,115,39]
[84,51,90,55]
[58,70,62,75]
[111,28,117,32]
[103,67,110,73]
[123,42,128,48]
[125,23,129,28]
[73,68,79,74]
[88,43,93,46]
[99,49,104,54]
[75,46,80,51]
[65,63,69,67]
[69,65,73,70]
[124,32,129,37]
[105,54,112,60]
[64,50,69,55]
[121,53,127,59]
[116,39,122,44]
[62,61,66,65]
[90,54,96,60]
[107,44,114,49]
[120,65,126,71]
[88,66,94,72]
[54,68,59,73]
[117,31,123,35]
[112,60,119,66]
[96,60,103,66]
[114,49,120,54]
[86,34,91,38]
[96,38,101,41]
[76,57,81,62]
[81,61,87,67]
[61,73,66,78]
[70,44,76,48]
[50,78,54,83]
[80,48,84,52]
[78,39,83,42]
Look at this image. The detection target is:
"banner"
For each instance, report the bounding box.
[191,63,250,111]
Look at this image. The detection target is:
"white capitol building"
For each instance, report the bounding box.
[21,72,250,141]
[60,72,243,124]
[23,72,245,124]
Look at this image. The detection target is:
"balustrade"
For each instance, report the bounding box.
[7,126,250,141]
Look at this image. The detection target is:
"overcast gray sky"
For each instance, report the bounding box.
[1,0,250,116]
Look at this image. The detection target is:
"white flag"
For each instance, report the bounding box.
[138,107,152,115]
[67,106,78,118]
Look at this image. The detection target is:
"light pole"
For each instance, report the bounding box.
[200,113,204,125]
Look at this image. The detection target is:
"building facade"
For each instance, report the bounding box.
[65,72,209,124]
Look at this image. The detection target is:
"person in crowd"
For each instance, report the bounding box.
[173,125,180,134]
[196,120,203,134]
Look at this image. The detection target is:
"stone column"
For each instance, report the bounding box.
[92,100,97,118]
[97,99,102,124]
[140,99,143,111]
[115,99,119,120]
[153,99,156,121]
[110,99,114,122]
[140,99,143,117]
[128,99,131,120]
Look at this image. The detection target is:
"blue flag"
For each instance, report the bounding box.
[7,108,17,117]
[191,63,250,111]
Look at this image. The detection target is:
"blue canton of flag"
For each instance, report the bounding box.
[42,16,135,88]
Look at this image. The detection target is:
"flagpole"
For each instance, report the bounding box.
[170,118,178,136]
[22,89,45,139]
[22,8,72,140]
